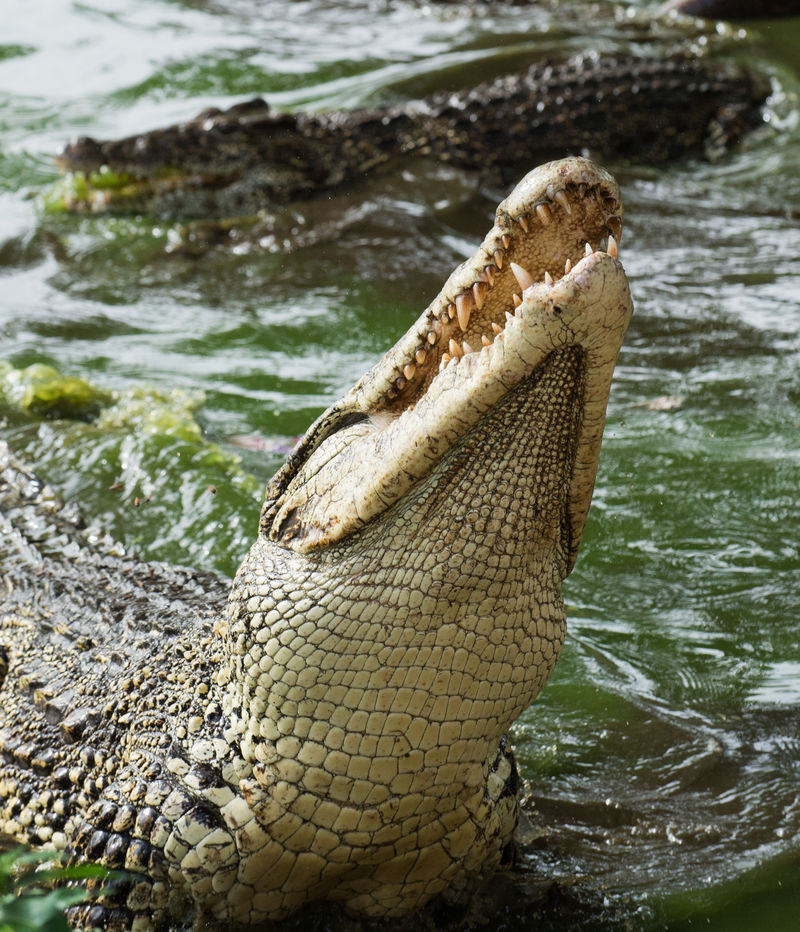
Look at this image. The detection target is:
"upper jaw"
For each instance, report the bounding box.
[260,158,632,560]
[344,156,624,412]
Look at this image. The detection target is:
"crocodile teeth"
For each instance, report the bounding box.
[512,293,522,308]
[510,262,535,292]
[455,293,473,330]
[607,234,618,259]
[404,363,416,381]
[544,271,554,286]
[462,340,474,355]
[448,304,456,321]
[493,249,504,269]
[427,330,437,345]
[481,334,491,347]
[554,190,572,214]
[607,216,622,241]
[564,257,572,274]
[472,281,487,310]
[518,215,530,233]
[448,338,462,358]
[484,265,496,286]
[585,242,593,256]
[491,322,502,335]
[415,348,427,365]
[501,234,511,250]
[536,203,553,225]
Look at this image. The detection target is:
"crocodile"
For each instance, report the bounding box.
[663,0,800,18]
[1,156,632,930]
[53,53,768,219]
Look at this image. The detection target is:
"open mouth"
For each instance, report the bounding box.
[261,158,632,559]
[365,158,623,413]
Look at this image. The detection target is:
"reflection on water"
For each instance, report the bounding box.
[1,0,799,928]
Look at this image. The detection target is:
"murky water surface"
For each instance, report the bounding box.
[1,0,798,928]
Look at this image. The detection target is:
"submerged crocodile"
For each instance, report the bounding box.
[54,54,768,219]
[1,157,632,930]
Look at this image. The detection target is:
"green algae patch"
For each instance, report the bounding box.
[44,166,186,213]
[0,360,263,576]
[43,170,142,213]
[0,361,210,444]
[0,362,112,420]
[96,384,206,445]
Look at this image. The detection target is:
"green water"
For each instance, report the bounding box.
[1,0,799,928]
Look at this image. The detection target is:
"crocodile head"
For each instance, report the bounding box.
[225,162,632,902]
[53,98,340,217]
[259,157,631,577]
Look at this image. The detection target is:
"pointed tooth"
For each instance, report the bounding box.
[455,293,473,331]
[403,363,416,381]
[518,214,530,233]
[481,334,491,347]
[607,234,618,258]
[491,322,503,335]
[564,257,572,274]
[449,338,462,358]
[427,330,437,345]
[415,348,427,365]
[440,353,451,370]
[536,203,553,225]
[510,261,535,292]
[395,376,406,390]
[447,303,456,321]
[472,281,487,310]
[544,270,554,286]
[585,242,593,257]
[501,234,511,250]
[484,265,496,286]
[512,293,522,308]
[493,249,504,269]
[462,340,474,355]
[554,190,572,214]
[505,310,514,323]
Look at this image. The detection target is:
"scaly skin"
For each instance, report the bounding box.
[53,54,768,218]
[1,157,632,930]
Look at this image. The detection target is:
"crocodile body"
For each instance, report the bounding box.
[663,0,800,18]
[1,157,632,930]
[54,54,768,219]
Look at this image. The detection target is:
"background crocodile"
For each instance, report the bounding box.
[0,157,631,930]
[53,54,768,220]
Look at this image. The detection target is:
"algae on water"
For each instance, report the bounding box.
[0,362,111,420]
[0,361,206,442]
